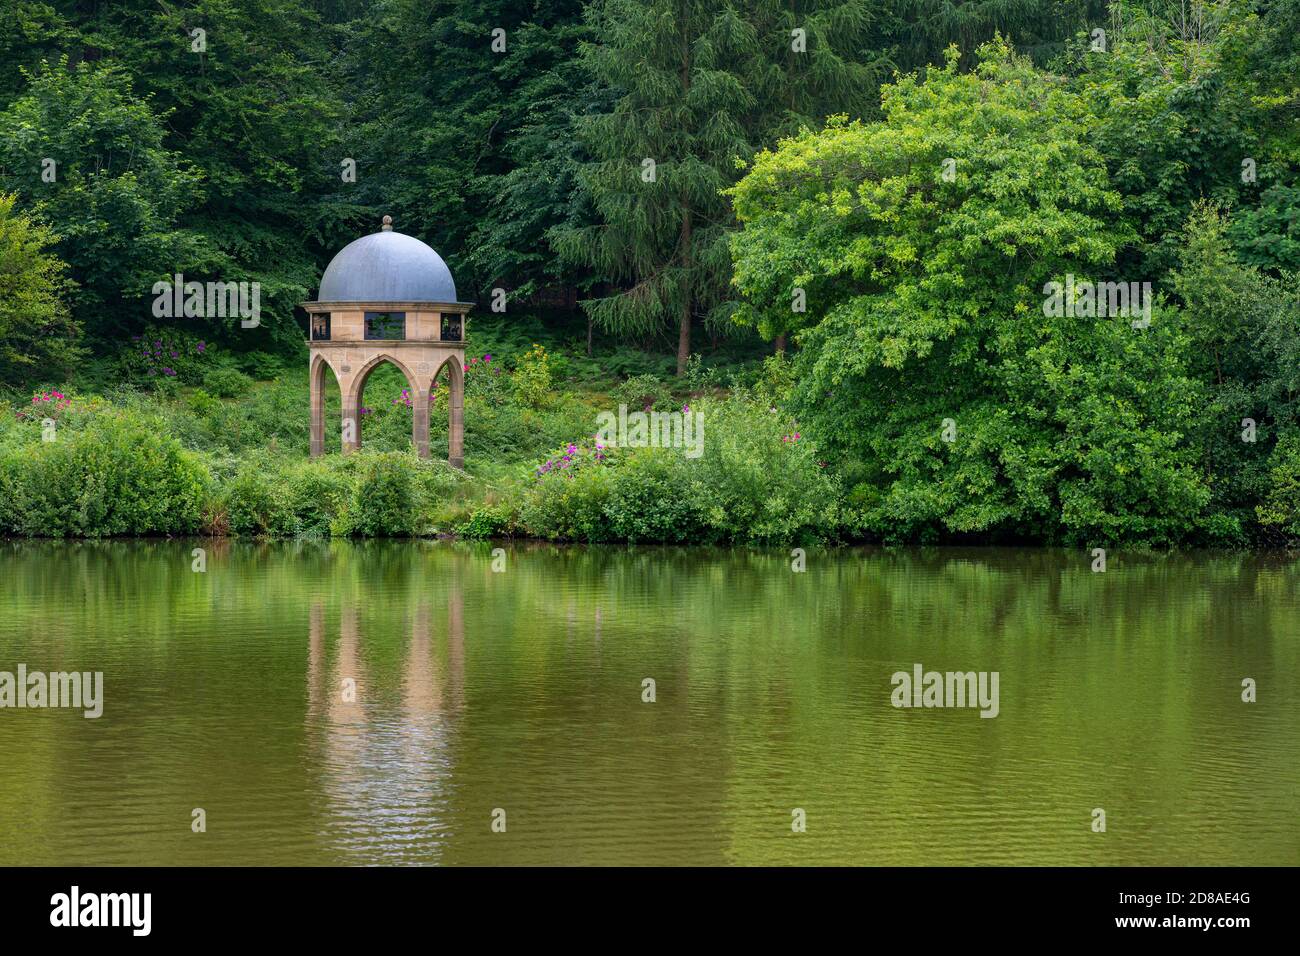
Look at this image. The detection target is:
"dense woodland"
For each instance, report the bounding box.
[0,0,1298,546]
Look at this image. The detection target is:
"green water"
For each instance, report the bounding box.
[0,540,1296,866]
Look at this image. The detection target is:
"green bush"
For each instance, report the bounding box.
[0,411,210,536]
[512,343,553,409]
[203,368,253,398]
[1257,433,1300,541]
[514,395,840,544]
[612,373,672,411]
[455,502,514,539]
[685,396,840,543]
[516,442,616,541]
[602,450,702,542]
[222,459,289,536]
[117,327,212,387]
[220,451,441,538]
[237,350,286,381]
[337,453,417,537]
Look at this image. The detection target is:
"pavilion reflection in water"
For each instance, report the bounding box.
[305,591,465,862]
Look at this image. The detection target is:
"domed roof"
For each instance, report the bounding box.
[317,218,458,303]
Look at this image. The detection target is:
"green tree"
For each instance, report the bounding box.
[0,192,82,382]
[1066,0,1289,278]
[552,0,760,375]
[0,59,205,342]
[0,1,356,352]
[730,41,1214,544]
[343,0,589,305]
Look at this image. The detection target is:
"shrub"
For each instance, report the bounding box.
[517,442,616,541]
[455,502,514,539]
[117,327,211,386]
[514,396,841,544]
[685,397,840,543]
[237,350,285,381]
[1257,432,1300,541]
[462,353,507,402]
[203,368,253,398]
[612,373,672,410]
[602,449,702,542]
[0,411,210,536]
[222,459,291,536]
[283,463,352,537]
[512,343,553,409]
[336,453,417,537]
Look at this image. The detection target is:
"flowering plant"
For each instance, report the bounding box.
[534,437,612,479]
[118,327,212,385]
[15,389,74,422]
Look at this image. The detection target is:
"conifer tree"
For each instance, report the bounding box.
[553,0,761,374]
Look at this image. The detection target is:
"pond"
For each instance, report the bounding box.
[0,540,1296,865]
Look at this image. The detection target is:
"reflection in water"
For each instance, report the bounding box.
[308,591,465,863]
[0,541,1296,865]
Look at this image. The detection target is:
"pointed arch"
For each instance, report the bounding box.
[344,352,420,454]
[348,352,419,409]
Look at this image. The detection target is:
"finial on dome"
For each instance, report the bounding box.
[381,215,393,231]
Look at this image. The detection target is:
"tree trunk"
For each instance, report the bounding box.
[677,209,692,376]
[587,314,593,356]
[774,333,787,354]
[676,10,692,378]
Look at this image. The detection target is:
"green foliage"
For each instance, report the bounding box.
[455,503,514,539]
[1257,432,1300,540]
[236,351,287,381]
[514,394,839,543]
[0,411,210,537]
[512,343,554,408]
[1071,2,1294,280]
[0,192,81,382]
[0,1,1296,548]
[730,41,1216,545]
[202,368,253,398]
[551,0,756,372]
[612,373,672,410]
[0,58,207,335]
[117,327,213,386]
[220,450,458,539]
[341,454,417,537]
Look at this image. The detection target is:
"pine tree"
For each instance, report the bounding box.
[553,0,763,375]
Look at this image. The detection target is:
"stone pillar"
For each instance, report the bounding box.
[412,386,431,459]
[342,393,360,454]
[449,361,464,469]
[309,358,325,457]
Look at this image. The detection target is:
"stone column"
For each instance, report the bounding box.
[412,385,431,459]
[341,391,360,454]
[448,361,464,469]
[309,357,325,457]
